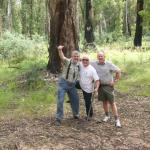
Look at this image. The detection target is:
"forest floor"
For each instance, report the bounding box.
[0,88,150,150]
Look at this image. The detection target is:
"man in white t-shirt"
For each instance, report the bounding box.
[79,55,100,119]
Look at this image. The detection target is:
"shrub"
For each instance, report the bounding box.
[0,31,47,64]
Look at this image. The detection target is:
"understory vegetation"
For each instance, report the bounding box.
[0,32,150,119]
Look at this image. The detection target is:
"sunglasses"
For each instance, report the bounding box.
[82,59,89,61]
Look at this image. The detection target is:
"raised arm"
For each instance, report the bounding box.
[57,45,67,61]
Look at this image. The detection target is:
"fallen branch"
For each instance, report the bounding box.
[8,66,21,69]
[144,110,150,113]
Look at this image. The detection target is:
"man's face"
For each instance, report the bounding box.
[97,52,105,64]
[72,53,80,63]
[82,56,89,67]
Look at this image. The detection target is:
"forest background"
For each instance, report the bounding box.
[0,0,149,121]
[0,0,150,149]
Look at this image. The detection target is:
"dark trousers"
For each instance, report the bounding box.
[82,90,93,117]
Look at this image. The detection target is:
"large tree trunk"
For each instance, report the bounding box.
[47,0,78,73]
[85,0,94,43]
[134,0,144,47]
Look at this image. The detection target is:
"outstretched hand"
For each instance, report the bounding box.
[57,45,64,50]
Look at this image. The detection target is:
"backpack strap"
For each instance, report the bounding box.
[73,64,80,80]
[66,61,80,80]
[66,61,71,79]
[77,65,80,72]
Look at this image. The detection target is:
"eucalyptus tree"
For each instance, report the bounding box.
[0,0,12,32]
[93,0,124,41]
[47,0,78,73]
[0,0,3,34]
[140,0,150,35]
[123,0,132,36]
[21,0,46,37]
[134,0,144,47]
[84,0,94,43]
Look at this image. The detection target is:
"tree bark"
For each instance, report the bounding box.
[123,0,131,37]
[7,0,12,31]
[0,15,2,36]
[45,0,50,39]
[85,0,94,43]
[0,0,7,32]
[134,0,144,47]
[47,0,78,73]
[0,9,2,35]
[29,0,33,39]
[0,0,3,35]
[21,0,27,35]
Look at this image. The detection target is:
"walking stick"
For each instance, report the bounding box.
[87,89,95,121]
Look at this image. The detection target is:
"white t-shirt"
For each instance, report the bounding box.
[79,63,99,93]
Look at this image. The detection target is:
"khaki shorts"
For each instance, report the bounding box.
[98,85,115,102]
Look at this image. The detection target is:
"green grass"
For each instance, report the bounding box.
[108,50,150,96]
[0,81,57,119]
[89,45,150,96]
[0,57,57,119]
[117,61,150,96]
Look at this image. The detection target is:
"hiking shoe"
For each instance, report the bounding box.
[55,119,61,126]
[115,119,121,128]
[73,115,79,119]
[85,116,92,121]
[102,116,110,122]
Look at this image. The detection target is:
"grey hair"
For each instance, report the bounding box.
[97,51,105,56]
[72,50,80,56]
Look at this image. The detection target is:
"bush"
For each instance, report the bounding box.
[95,32,123,45]
[0,31,47,64]
[26,67,45,90]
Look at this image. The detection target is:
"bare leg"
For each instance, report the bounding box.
[110,102,119,120]
[102,100,110,122]
[103,101,109,116]
[110,102,121,127]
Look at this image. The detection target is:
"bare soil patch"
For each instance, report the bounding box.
[0,92,150,150]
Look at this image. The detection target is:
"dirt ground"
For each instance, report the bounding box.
[0,92,150,150]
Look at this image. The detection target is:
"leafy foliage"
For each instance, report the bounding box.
[139,0,150,35]
[0,31,47,64]
[93,0,124,37]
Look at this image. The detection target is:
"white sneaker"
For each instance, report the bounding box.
[115,119,121,128]
[102,116,110,122]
